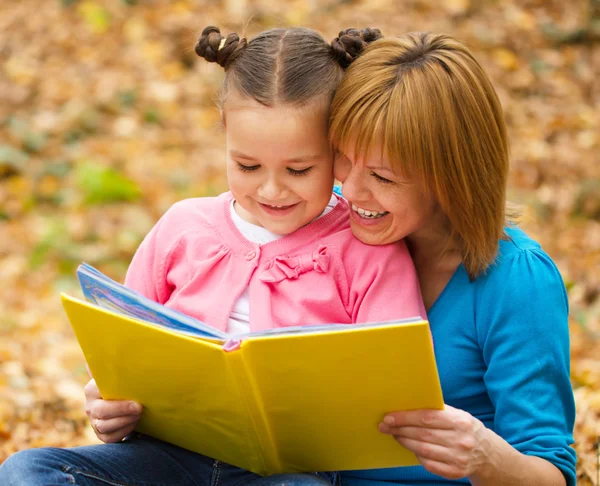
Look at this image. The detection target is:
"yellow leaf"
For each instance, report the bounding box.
[172,1,192,14]
[37,175,62,199]
[124,18,147,43]
[492,48,519,71]
[225,0,248,21]
[3,57,36,86]
[162,62,185,82]
[142,40,167,65]
[0,421,11,441]
[445,0,469,16]
[77,1,111,35]
[506,6,536,31]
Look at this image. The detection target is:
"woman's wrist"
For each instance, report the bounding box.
[467,427,513,483]
[468,427,566,486]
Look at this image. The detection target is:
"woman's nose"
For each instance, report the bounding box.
[340,165,369,202]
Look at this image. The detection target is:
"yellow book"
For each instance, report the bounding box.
[62,264,443,476]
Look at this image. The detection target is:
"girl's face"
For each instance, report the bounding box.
[334,147,443,246]
[224,96,334,235]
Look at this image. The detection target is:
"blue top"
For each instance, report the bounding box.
[340,225,577,485]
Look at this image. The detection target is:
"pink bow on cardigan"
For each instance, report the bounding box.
[259,245,330,283]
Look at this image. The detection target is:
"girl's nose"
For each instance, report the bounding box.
[258,177,284,200]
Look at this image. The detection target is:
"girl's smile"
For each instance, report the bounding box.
[257,201,301,217]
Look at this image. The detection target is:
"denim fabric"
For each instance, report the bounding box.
[0,434,338,486]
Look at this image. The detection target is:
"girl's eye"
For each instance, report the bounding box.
[371,171,394,184]
[236,162,260,172]
[287,167,313,176]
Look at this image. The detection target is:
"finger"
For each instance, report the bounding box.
[379,424,456,446]
[383,407,458,429]
[415,455,467,481]
[90,399,143,421]
[393,435,455,464]
[83,379,102,400]
[394,435,474,479]
[93,415,140,436]
[94,420,139,444]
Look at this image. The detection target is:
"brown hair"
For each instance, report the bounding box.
[195,26,382,108]
[330,32,516,279]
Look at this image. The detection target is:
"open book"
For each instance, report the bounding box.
[62,263,443,476]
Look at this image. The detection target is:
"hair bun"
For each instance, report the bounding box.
[360,28,383,44]
[195,26,247,69]
[331,27,383,68]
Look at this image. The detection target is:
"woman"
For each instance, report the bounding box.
[330,32,576,485]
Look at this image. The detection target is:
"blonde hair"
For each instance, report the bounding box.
[330,32,517,279]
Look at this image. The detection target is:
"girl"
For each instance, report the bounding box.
[0,26,425,486]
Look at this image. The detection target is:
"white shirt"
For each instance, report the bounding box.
[227,195,338,335]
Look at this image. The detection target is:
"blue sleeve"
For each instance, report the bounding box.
[477,248,576,486]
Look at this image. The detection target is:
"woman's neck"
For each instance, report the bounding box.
[406,220,463,312]
[406,213,456,260]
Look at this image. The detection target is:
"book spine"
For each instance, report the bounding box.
[225,343,282,475]
[223,339,241,352]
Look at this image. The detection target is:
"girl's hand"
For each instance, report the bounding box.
[379,404,490,480]
[84,378,143,443]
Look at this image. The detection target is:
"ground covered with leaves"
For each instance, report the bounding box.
[0,0,598,483]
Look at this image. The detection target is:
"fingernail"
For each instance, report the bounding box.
[130,402,141,414]
[383,415,395,425]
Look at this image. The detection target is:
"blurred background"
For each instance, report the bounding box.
[0,0,598,482]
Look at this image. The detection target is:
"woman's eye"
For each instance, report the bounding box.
[371,171,394,184]
[287,167,313,176]
[236,162,260,172]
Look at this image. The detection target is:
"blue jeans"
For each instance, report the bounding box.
[0,433,339,486]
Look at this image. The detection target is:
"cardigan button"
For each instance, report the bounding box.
[245,250,256,261]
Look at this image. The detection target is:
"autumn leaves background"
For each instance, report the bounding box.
[0,0,598,483]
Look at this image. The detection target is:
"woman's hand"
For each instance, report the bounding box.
[84,378,143,443]
[378,404,490,480]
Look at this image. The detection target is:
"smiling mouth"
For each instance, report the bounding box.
[259,202,297,209]
[351,203,389,219]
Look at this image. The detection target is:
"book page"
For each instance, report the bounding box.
[77,263,227,340]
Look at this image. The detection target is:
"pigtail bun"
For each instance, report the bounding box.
[195,26,247,69]
[331,28,383,68]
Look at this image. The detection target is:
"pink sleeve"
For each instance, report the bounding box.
[348,239,426,324]
[124,215,176,304]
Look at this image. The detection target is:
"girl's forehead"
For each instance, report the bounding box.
[224,90,330,117]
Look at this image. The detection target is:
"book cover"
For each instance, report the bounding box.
[62,264,444,475]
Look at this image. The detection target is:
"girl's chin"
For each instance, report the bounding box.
[258,220,306,236]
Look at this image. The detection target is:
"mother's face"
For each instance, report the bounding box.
[334,148,442,246]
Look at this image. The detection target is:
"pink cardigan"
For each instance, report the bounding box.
[125,192,426,333]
